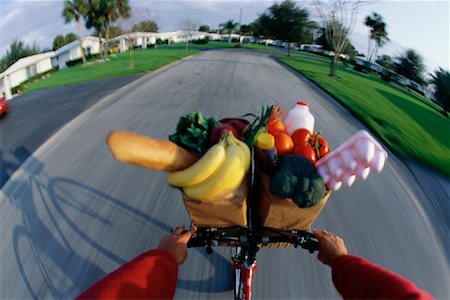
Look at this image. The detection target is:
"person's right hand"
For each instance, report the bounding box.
[158,225,197,265]
[313,230,348,266]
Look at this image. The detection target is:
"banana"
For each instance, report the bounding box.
[183,136,246,202]
[229,134,251,171]
[167,140,226,187]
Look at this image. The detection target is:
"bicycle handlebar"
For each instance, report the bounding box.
[187,227,320,253]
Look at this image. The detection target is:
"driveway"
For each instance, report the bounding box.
[0,49,448,299]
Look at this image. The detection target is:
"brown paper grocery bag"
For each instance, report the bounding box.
[257,173,331,231]
[181,174,249,227]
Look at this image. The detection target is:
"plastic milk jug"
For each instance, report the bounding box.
[285,102,315,135]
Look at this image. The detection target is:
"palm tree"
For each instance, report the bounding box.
[103,0,130,58]
[220,20,238,43]
[84,0,107,59]
[364,12,389,63]
[63,0,88,64]
[430,68,450,117]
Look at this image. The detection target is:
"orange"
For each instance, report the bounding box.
[268,119,286,135]
[274,132,294,156]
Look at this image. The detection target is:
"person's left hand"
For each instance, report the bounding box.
[158,225,197,265]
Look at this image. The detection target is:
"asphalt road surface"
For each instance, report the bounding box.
[1,49,449,299]
[0,74,142,187]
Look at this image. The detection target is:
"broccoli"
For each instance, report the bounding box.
[269,155,326,208]
[269,169,298,198]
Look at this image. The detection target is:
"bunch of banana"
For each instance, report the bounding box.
[168,132,251,202]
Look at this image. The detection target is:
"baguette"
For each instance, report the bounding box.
[106,130,199,171]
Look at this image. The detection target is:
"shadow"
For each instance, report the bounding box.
[0,146,32,187]
[177,248,233,292]
[9,175,107,299]
[47,177,233,293]
[4,155,233,298]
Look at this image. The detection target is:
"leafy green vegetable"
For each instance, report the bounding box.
[269,155,326,208]
[169,111,219,154]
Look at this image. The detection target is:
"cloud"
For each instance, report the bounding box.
[1,8,21,29]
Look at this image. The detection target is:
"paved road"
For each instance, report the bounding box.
[0,75,143,187]
[0,49,449,299]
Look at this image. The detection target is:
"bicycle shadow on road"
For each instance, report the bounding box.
[2,155,232,298]
[0,146,32,187]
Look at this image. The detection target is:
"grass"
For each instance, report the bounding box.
[24,48,199,92]
[276,55,450,178]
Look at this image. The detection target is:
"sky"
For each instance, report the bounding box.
[1,0,449,74]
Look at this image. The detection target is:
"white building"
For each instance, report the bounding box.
[54,36,102,70]
[113,31,215,52]
[0,51,56,99]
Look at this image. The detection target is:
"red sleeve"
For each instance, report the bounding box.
[331,254,434,299]
[77,249,179,300]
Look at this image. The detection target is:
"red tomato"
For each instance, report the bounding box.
[273,132,294,156]
[268,119,286,135]
[292,145,317,163]
[316,135,330,158]
[291,129,312,146]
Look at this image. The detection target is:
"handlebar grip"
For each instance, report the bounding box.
[300,233,320,253]
[187,236,205,248]
[308,239,320,253]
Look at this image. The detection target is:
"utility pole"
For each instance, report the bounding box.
[238,6,251,47]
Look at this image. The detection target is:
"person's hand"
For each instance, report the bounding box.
[313,229,348,267]
[158,225,197,265]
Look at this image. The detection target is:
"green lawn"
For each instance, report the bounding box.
[25,48,199,92]
[276,55,450,178]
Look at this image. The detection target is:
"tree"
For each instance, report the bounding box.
[84,0,107,59]
[239,23,256,36]
[364,12,389,63]
[255,0,315,57]
[131,20,158,32]
[103,0,131,58]
[313,0,366,76]
[198,25,210,32]
[95,25,125,38]
[430,68,450,117]
[65,32,78,43]
[0,40,40,73]
[109,25,125,38]
[63,0,87,64]
[219,20,238,43]
[315,27,357,58]
[375,54,394,69]
[53,35,66,50]
[115,5,159,68]
[179,18,198,50]
[394,49,425,85]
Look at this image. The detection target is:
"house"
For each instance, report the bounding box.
[0,51,56,100]
[113,32,158,52]
[54,36,102,70]
[113,31,213,52]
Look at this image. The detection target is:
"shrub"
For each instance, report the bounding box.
[192,37,209,44]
